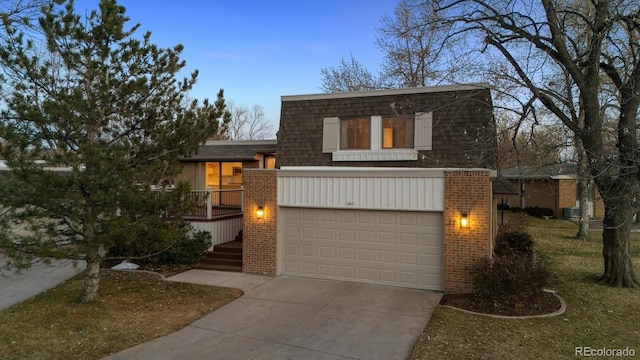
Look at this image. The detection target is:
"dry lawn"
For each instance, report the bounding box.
[411,214,640,360]
[0,270,242,360]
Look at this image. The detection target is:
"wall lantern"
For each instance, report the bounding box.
[256,206,264,219]
[460,213,469,228]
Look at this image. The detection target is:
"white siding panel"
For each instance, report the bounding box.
[189,217,243,251]
[278,174,444,211]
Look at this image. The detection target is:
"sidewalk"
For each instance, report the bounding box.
[0,256,85,311]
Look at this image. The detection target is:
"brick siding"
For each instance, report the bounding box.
[444,170,492,294]
[242,169,278,276]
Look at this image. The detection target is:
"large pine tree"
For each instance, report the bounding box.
[0,0,230,302]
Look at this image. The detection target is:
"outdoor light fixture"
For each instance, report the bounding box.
[256,206,264,219]
[460,213,469,228]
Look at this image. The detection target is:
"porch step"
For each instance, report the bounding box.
[193,240,243,272]
[193,263,242,272]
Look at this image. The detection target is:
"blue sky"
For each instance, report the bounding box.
[74,0,399,137]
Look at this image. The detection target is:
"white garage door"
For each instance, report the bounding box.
[280,208,443,291]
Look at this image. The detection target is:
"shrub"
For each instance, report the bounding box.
[107,230,211,266]
[473,254,550,300]
[523,206,554,218]
[494,229,535,258]
[155,230,211,265]
[497,203,511,211]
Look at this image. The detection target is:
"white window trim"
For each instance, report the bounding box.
[324,114,430,162]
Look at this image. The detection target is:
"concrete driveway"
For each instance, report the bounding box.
[105,270,442,360]
[0,256,85,311]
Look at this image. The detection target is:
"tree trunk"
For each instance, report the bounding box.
[80,259,101,302]
[575,137,590,240]
[600,199,637,287]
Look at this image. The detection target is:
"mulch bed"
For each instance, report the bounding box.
[440,291,561,316]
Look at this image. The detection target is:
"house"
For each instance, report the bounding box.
[500,164,604,219]
[241,83,499,294]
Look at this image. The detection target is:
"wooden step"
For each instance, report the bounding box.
[194,240,243,273]
[193,263,242,272]
[198,257,242,267]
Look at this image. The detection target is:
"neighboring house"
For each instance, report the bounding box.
[241,83,499,294]
[500,164,605,219]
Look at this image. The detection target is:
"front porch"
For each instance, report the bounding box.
[185,188,244,254]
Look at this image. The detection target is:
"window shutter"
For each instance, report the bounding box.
[414,112,432,150]
[322,117,339,153]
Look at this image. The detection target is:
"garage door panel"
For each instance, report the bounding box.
[358,249,375,262]
[284,244,299,256]
[398,252,417,265]
[318,246,335,258]
[338,247,355,260]
[281,208,443,291]
[398,233,418,246]
[398,214,418,226]
[319,228,336,240]
[318,264,336,276]
[302,227,317,239]
[339,211,356,223]
[377,250,395,263]
[358,212,375,224]
[300,245,317,256]
[378,232,395,244]
[339,229,355,241]
[378,213,396,225]
[320,210,336,222]
[358,231,375,243]
[339,266,355,279]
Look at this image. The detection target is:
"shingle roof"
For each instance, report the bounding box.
[492,177,519,195]
[182,140,277,162]
[500,163,577,179]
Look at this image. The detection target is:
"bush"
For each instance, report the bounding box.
[497,203,511,211]
[494,229,534,258]
[155,230,211,265]
[523,206,555,218]
[473,255,550,300]
[107,230,211,266]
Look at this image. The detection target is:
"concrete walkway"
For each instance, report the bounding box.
[105,269,442,360]
[0,256,85,311]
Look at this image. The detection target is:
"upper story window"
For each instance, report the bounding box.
[322,112,431,161]
[382,116,414,149]
[340,117,371,150]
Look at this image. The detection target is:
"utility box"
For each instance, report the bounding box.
[563,207,580,219]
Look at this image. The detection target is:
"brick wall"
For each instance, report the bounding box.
[242,169,278,276]
[558,179,577,213]
[443,170,492,294]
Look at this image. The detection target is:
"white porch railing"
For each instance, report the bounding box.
[186,188,243,219]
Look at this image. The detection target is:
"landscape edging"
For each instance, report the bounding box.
[440,290,566,320]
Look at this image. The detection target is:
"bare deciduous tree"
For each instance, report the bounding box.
[436,0,639,287]
[226,102,273,140]
[319,54,384,93]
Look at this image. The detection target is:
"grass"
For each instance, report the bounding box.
[411,214,640,360]
[0,270,242,360]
